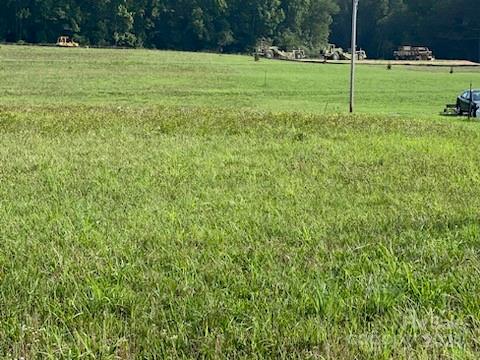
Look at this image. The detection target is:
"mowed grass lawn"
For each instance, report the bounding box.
[1,45,480,358]
[1,45,480,114]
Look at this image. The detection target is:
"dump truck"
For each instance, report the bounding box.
[255,42,306,61]
[394,46,433,60]
[56,36,79,47]
[319,44,367,61]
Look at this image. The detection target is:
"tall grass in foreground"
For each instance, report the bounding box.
[1,105,480,358]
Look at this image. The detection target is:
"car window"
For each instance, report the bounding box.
[473,92,480,101]
[462,92,469,99]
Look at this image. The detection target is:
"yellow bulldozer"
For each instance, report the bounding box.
[56,36,79,47]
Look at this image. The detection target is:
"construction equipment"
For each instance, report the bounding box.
[255,41,306,61]
[319,44,367,61]
[291,49,307,60]
[394,46,433,60]
[320,44,345,60]
[56,36,79,48]
[348,49,367,61]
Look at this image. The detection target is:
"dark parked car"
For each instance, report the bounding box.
[457,89,480,116]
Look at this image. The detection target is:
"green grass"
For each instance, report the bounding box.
[1,45,480,358]
[1,45,479,115]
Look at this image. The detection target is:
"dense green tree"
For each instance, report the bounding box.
[0,0,478,61]
[277,0,338,52]
[331,0,480,61]
[225,0,284,51]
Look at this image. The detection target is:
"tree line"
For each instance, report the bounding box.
[332,0,480,62]
[1,0,479,61]
[0,0,338,53]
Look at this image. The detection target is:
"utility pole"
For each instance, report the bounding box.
[349,0,359,113]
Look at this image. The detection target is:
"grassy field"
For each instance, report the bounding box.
[1,45,480,115]
[2,45,480,358]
